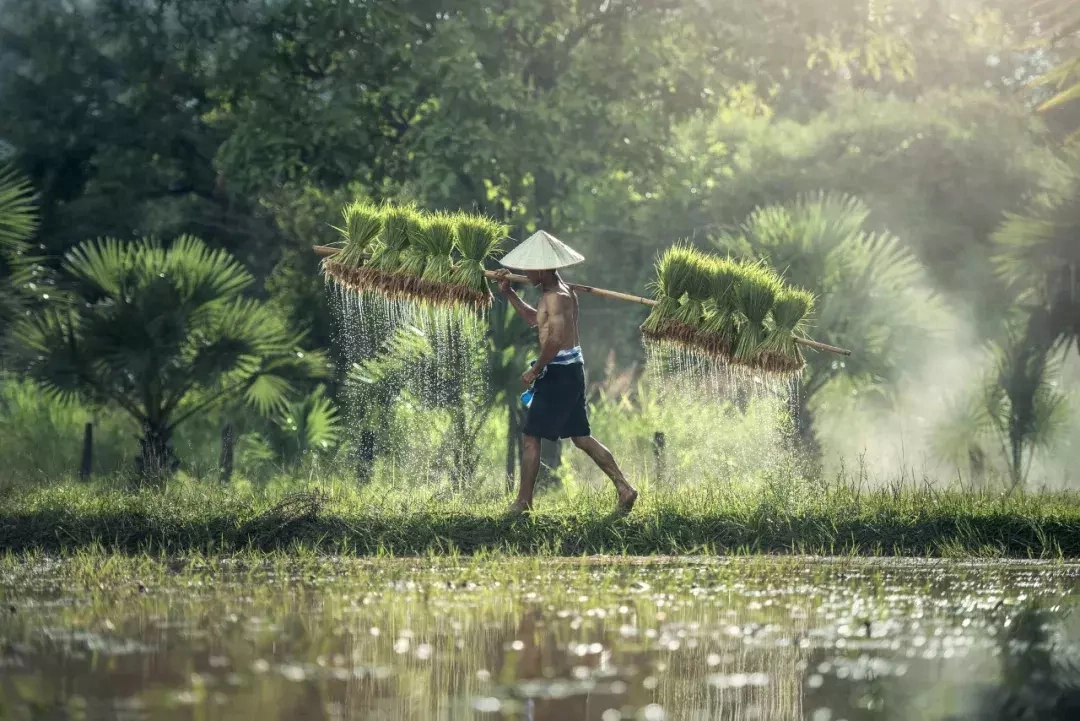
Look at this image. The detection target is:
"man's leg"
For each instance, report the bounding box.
[510,434,542,512]
[571,436,638,513]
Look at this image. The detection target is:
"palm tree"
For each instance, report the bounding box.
[14,235,328,481]
[711,192,948,447]
[984,328,1069,489]
[0,165,39,354]
[993,189,1080,358]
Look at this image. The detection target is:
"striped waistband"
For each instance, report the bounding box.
[550,346,583,365]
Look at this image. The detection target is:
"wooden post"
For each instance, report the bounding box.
[357,430,376,484]
[79,422,93,481]
[653,431,666,485]
[218,423,235,484]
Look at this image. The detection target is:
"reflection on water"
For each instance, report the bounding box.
[1,557,1079,720]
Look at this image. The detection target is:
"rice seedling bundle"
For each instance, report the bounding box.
[642,244,711,347]
[412,212,458,306]
[641,246,817,373]
[757,288,815,373]
[699,258,742,356]
[450,214,508,308]
[323,201,384,294]
[320,205,847,376]
[351,204,421,299]
[731,261,783,364]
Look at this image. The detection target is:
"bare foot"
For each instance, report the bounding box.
[615,486,638,516]
[506,500,532,517]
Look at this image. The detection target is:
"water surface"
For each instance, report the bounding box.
[2,557,1079,720]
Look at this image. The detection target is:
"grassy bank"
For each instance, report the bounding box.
[3,474,1080,558]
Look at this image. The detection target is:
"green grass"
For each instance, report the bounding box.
[2,475,1080,558]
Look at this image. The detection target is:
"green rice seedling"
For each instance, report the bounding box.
[642,244,710,347]
[731,261,783,365]
[395,217,429,288]
[758,288,815,374]
[696,257,742,355]
[419,213,456,277]
[450,213,508,308]
[362,204,422,298]
[325,200,384,293]
[671,253,713,330]
[367,204,418,274]
[411,212,458,306]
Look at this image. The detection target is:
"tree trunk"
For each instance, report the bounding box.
[1010,436,1024,491]
[136,422,177,485]
[357,430,376,484]
[653,431,666,486]
[79,422,93,481]
[219,423,235,484]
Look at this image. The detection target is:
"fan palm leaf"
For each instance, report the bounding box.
[14,235,326,481]
[993,190,1080,353]
[713,191,946,402]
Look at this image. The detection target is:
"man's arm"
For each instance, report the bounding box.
[498,276,538,327]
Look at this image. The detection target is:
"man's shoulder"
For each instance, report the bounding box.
[541,287,574,303]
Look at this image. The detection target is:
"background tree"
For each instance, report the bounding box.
[711,193,948,448]
[15,236,327,481]
[0,165,38,356]
[994,175,1080,358]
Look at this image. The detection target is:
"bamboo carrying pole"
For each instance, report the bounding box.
[313,245,852,357]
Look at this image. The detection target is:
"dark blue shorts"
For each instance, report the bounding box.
[523,363,590,441]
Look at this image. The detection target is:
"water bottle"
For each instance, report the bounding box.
[520,360,538,408]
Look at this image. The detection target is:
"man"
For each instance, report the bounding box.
[495,230,639,516]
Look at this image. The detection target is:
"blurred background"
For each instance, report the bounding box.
[0,0,1078,493]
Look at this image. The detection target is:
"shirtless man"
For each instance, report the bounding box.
[495,231,638,516]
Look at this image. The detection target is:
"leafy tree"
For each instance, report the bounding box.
[0,165,38,354]
[14,236,328,481]
[983,330,1069,489]
[994,179,1080,357]
[934,325,1070,489]
[1032,0,1080,140]
[711,193,948,447]
[236,385,342,477]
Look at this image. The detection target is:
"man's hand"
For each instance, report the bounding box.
[494,269,513,295]
[522,368,539,387]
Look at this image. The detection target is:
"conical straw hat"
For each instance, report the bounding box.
[498,230,585,270]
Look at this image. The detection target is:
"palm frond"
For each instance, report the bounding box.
[0,165,38,254]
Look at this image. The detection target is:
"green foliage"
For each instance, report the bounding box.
[14,236,328,479]
[0,374,134,482]
[0,165,37,255]
[2,0,1078,478]
[713,193,948,440]
[0,165,40,352]
[642,241,813,372]
[242,386,342,475]
[993,182,1080,354]
[934,328,1070,490]
[1032,0,1080,140]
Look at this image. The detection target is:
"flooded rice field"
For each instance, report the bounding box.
[2,556,1080,720]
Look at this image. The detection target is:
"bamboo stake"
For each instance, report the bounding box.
[313,245,852,357]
